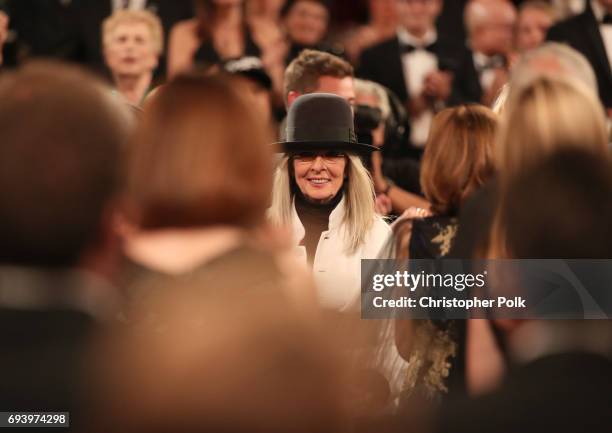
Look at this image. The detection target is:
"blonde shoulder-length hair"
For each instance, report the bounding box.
[497,74,608,181]
[489,75,609,259]
[268,154,376,254]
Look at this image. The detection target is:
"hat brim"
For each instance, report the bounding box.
[274,140,379,154]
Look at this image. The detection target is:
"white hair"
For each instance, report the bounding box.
[464,0,516,35]
[354,79,391,121]
[268,154,376,254]
[511,42,598,96]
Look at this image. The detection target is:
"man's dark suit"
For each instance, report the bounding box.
[357,36,458,105]
[435,352,612,433]
[448,47,484,105]
[0,268,118,430]
[357,35,487,114]
[547,3,612,109]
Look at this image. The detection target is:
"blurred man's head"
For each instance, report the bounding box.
[465,0,517,56]
[396,0,442,37]
[515,1,556,52]
[284,49,355,107]
[283,0,329,47]
[0,62,128,268]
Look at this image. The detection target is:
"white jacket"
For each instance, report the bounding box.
[290,197,392,311]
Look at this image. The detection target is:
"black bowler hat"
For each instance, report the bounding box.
[278,93,378,154]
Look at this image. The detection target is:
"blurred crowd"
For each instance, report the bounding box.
[0,0,612,432]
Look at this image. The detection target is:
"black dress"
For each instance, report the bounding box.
[397,215,468,406]
[193,27,261,66]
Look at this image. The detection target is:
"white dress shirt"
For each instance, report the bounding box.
[591,0,612,72]
[397,27,438,148]
[472,51,501,94]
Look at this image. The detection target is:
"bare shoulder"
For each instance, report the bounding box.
[169,18,198,41]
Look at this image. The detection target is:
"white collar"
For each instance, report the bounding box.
[591,0,608,23]
[291,195,346,244]
[473,51,493,68]
[396,27,437,48]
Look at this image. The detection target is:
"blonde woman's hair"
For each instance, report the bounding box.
[489,75,609,259]
[102,10,164,55]
[498,75,608,180]
[268,154,376,254]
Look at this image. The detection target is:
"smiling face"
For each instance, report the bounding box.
[285,0,329,46]
[104,21,158,77]
[292,151,347,203]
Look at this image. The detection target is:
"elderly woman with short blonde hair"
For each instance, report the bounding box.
[102,10,163,106]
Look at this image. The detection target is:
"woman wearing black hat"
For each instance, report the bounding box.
[269,93,391,311]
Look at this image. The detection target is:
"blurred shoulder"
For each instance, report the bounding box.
[169,18,198,39]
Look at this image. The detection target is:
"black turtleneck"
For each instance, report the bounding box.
[294,191,343,265]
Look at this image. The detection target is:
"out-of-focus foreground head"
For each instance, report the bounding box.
[493,42,598,115]
[512,42,598,95]
[125,74,273,230]
[498,75,608,180]
[0,61,128,267]
[88,278,351,433]
[498,148,612,260]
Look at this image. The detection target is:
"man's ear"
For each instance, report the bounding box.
[286,91,301,108]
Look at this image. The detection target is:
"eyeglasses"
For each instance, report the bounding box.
[293,151,346,164]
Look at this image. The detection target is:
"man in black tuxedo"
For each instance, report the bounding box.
[358,0,455,149]
[547,0,612,112]
[435,149,612,433]
[450,0,516,107]
[0,62,125,427]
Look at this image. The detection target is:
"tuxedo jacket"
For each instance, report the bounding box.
[357,36,459,105]
[547,3,612,109]
[448,46,484,106]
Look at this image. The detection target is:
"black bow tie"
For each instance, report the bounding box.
[476,55,505,72]
[603,14,612,24]
[400,41,437,55]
